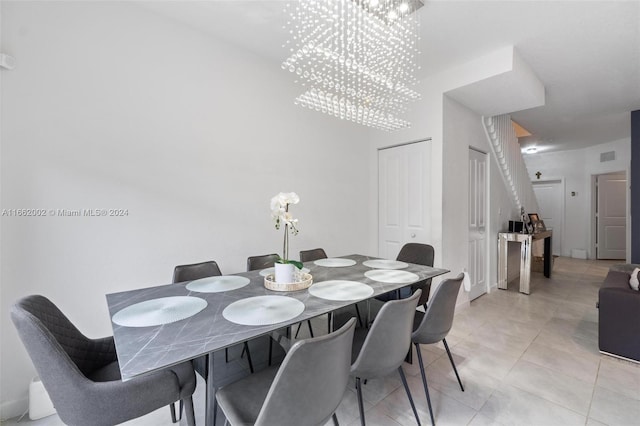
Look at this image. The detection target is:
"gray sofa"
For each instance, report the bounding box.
[598,264,640,362]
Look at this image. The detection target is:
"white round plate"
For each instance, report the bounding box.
[259,266,310,277]
[186,276,250,293]
[364,269,420,284]
[112,296,207,327]
[314,258,357,268]
[222,296,305,326]
[309,280,374,301]
[362,259,409,270]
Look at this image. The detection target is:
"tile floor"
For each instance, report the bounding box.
[4,257,639,426]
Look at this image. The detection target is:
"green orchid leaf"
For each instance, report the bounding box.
[290,260,304,270]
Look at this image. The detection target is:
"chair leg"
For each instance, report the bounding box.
[182,396,196,426]
[355,377,366,426]
[307,320,314,337]
[294,322,302,338]
[332,412,340,426]
[213,395,219,426]
[170,397,184,423]
[354,303,364,327]
[442,338,464,392]
[243,342,254,373]
[398,366,421,426]
[415,343,436,425]
[225,347,229,363]
[268,336,273,366]
[169,403,178,423]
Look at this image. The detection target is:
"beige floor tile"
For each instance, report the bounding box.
[449,340,522,381]
[377,377,477,426]
[542,316,599,342]
[332,388,370,425]
[468,413,507,426]
[585,418,608,426]
[482,317,543,340]
[353,374,402,406]
[345,404,403,426]
[589,385,640,426]
[553,300,599,321]
[498,307,556,329]
[522,340,600,384]
[505,360,594,415]
[413,357,501,410]
[596,356,640,400]
[532,328,601,358]
[463,323,536,355]
[479,384,587,426]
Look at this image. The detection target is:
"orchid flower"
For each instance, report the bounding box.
[270,192,302,268]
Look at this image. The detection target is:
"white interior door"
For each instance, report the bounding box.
[597,172,627,260]
[532,180,563,256]
[468,148,487,301]
[378,141,430,259]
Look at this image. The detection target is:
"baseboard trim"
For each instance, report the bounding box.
[599,350,640,365]
[0,397,28,422]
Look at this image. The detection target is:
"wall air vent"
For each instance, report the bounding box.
[600,151,615,162]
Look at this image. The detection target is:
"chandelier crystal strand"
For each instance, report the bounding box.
[283,0,422,131]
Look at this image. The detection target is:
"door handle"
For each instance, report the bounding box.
[411,233,416,238]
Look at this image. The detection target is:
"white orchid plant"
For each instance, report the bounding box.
[270,192,303,269]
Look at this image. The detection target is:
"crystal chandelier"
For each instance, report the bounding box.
[282,0,423,132]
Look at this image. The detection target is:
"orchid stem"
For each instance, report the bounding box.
[283,204,289,262]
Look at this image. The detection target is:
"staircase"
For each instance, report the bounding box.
[482,114,539,215]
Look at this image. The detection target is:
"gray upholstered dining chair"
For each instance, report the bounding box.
[299,247,328,263]
[246,253,280,272]
[398,243,435,308]
[11,295,196,426]
[247,253,314,366]
[300,248,364,330]
[377,243,435,309]
[173,260,254,374]
[173,259,223,283]
[351,290,422,426]
[172,260,254,422]
[216,318,357,426]
[412,273,465,425]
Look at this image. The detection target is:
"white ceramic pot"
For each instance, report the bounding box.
[274,262,295,284]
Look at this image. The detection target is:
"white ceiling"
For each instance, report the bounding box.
[139,0,640,153]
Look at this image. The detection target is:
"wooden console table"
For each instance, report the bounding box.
[498,230,553,294]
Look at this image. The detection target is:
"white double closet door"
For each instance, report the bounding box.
[378,141,430,260]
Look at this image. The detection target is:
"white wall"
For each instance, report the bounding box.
[443,97,518,299]
[524,138,631,258]
[0,1,371,417]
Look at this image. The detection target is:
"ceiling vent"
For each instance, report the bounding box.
[600,151,615,162]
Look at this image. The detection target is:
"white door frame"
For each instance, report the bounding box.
[531,178,565,256]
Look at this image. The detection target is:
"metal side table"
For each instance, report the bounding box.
[498,230,552,294]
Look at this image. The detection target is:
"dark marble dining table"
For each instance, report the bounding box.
[106,254,449,425]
